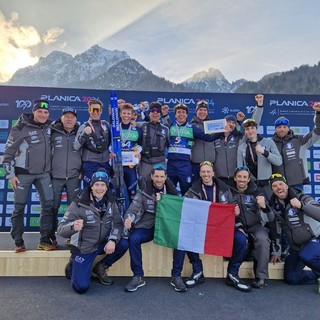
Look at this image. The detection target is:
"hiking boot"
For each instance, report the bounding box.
[15,241,26,253]
[125,276,146,292]
[225,273,251,292]
[185,271,205,288]
[171,276,187,292]
[65,258,72,280]
[251,278,267,289]
[37,238,57,251]
[91,262,113,286]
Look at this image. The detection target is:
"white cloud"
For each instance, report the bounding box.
[0,10,65,82]
[43,27,64,45]
[0,11,41,82]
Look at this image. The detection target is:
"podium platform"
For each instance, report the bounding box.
[0,232,285,278]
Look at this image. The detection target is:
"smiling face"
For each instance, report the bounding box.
[33,109,49,124]
[200,164,214,186]
[271,180,289,199]
[88,103,102,120]
[120,108,134,124]
[226,120,236,131]
[175,108,188,124]
[61,112,77,131]
[91,181,108,200]
[151,169,167,189]
[234,170,250,191]
[196,107,208,121]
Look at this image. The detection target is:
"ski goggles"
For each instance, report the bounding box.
[234,166,250,173]
[196,101,208,108]
[200,161,214,167]
[153,163,167,171]
[269,173,287,185]
[89,106,102,114]
[92,171,108,179]
[37,101,49,109]
[270,173,286,180]
[274,118,289,127]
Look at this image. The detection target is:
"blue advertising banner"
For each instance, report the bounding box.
[0,85,319,231]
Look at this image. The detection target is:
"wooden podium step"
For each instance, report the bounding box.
[0,242,285,278]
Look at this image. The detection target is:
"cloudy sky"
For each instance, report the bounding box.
[1,0,320,84]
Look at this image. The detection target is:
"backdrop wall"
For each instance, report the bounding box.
[0,86,319,231]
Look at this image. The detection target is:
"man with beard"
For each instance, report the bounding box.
[269,173,320,294]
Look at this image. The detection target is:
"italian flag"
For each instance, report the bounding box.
[154,194,235,257]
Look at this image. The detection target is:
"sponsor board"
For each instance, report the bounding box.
[0,168,6,177]
[58,204,68,215]
[313,162,320,171]
[29,217,40,227]
[0,131,8,141]
[314,185,320,194]
[31,205,42,214]
[303,185,312,194]
[6,192,14,202]
[31,192,40,202]
[290,127,310,135]
[0,120,9,129]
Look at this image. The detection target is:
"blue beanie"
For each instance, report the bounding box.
[225,115,236,123]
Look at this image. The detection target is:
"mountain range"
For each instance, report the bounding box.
[4,45,320,94]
